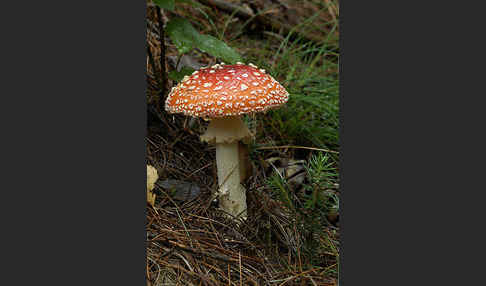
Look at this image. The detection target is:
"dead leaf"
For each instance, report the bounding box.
[157,179,201,202]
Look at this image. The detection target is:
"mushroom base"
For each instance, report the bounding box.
[214,142,247,219]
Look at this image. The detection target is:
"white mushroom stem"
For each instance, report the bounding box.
[215,142,247,218]
[200,117,252,219]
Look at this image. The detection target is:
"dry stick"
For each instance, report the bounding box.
[159,188,195,248]
[147,45,162,89]
[147,45,175,134]
[197,260,234,285]
[166,240,237,263]
[239,251,242,286]
[175,208,194,248]
[146,256,151,285]
[197,0,325,44]
[175,53,183,71]
[155,6,168,102]
[147,256,161,285]
[187,214,259,249]
[276,268,320,286]
[158,259,214,285]
[307,276,318,286]
[228,264,231,286]
[203,208,225,249]
[148,8,176,136]
[200,257,259,286]
[186,162,213,178]
[256,145,339,154]
[200,0,254,19]
[295,223,302,273]
[174,252,194,272]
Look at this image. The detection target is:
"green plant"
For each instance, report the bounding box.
[233,8,339,155]
[266,151,339,266]
[266,40,339,151]
[153,0,243,82]
[304,152,339,211]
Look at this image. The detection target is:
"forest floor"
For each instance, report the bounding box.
[146,1,339,285]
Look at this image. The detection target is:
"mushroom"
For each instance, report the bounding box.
[147,165,159,207]
[165,62,289,219]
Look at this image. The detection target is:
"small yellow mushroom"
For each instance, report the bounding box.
[147,165,159,207]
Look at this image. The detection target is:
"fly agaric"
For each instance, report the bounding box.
[165,62,289,219]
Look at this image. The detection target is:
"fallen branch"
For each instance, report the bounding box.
[256,145,339,154]
[155,6,169,102]
[199,0,255,19]
[198,0,327,44]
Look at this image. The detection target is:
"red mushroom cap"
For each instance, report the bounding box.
[165,63,289,118]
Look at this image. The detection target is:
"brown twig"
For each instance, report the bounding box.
[197,0,328,44]
[256,145,339,154]
[155,6,168,101]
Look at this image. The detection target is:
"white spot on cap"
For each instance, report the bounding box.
[203,82,212,87]
[188,86,196,90]
[252,82,259,86]
[209,70,215,73]
[242,73,248,77]
[214,86,223,91]
[223,76,230,80]
[240,84,248,91]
